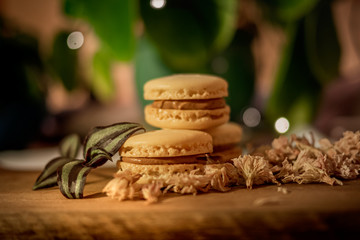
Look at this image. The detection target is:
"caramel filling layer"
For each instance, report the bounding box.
[121,155,209,165]
[151,98,226,110]
[120,146,242,165]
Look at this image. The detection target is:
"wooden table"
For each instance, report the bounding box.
[1,167,360,239]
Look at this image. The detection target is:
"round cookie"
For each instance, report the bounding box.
[205,122,243,148]
[144,74,230,130]
[204,122,243,162]
[117,129,216,183]
[144,74,228,100]
[144,105,230,130]
[119,129,212,158]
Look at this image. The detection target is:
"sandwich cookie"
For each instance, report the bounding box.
[119,129,212,165]
[204,122,243,163]
[118,129,214,182]
[144,74,230,130]
[107,129,238,193]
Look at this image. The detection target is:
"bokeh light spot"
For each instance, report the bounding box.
[275,117,290,133]
[150,0,166,9]
[67,31,84,50]
[242,107,261,127]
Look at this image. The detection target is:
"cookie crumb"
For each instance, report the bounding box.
[277,186,290,194]
[253,196,281,206]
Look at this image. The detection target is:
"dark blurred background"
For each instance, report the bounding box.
[1,0,360,151]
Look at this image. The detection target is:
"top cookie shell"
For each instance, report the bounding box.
[119,129,213,157]
[144,74,228,100]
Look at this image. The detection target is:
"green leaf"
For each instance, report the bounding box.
[33,133,81,190]
[33,175,58,190]
[33,156,74,190]
[207,0,238,54]
[57,160,92,199]
[304,0,340,85]
[58,122,145,199]
[48,31,78,91]
[59,134,81,158]
[84,147,112,168]
[140,0,238,71]
[287,93,316,125]
[265,21,321,128]
[83,122,145,159]
[91,49,115,102]
[34,122,145,199]
[63,0,136,61]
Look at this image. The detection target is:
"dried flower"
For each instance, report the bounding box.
[104,164,239,203]
[319,131,360,180]
[103,131,360,203]
[141,181,164,204]
[252,131,360,186]
[232,155,278,189]
[103,170,142,201]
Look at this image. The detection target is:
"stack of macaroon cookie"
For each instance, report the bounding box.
[104,74,243,200]
[142,74,243,162]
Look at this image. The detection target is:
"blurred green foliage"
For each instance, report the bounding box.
[0,0,342,149]
[64,0,136,61]
[256,0,319,24]
[63,0,137,101]
[265,0,340,127]
[139,0,238,72]
[48,32,78,91]
[266,22,321,128]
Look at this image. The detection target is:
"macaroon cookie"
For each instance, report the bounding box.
[104,129,240,199]
[117,129,218,184]
[204,122,243,162]
[119,129,213,165]
[144,74,230,130]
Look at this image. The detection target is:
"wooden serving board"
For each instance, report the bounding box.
[1,167,360,239]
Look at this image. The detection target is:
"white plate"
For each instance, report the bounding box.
[0,147,117,171]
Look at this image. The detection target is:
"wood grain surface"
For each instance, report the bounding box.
[1,167,360,239]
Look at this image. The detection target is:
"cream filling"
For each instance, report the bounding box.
[151,98,226,110]
[145,105,230,122]
[120,146,242,165]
